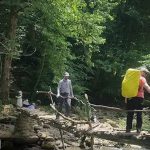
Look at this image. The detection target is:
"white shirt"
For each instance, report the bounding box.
[57,79,74,97]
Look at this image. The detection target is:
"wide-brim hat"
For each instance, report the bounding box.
[64,72,69,76]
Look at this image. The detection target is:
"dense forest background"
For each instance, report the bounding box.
[0,0,150,106]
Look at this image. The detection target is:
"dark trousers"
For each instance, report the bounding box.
[56,93,71,118]
[126,97,143,130]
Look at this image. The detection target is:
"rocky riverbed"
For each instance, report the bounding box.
[0,105,149,150]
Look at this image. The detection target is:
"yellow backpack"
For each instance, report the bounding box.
[121,68,140,98]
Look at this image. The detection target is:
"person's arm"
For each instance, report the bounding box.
[57,81,61,97]
[144,82,150,93]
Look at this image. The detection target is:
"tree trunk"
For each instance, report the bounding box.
[1,56,12,104]
[1,6,17,104]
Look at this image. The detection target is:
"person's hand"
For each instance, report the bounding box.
[69,96,75,99]
[56,94,60,98]
[73,96,77,99]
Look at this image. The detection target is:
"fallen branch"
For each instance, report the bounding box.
[45,118,150,148]
[49,104,88,124]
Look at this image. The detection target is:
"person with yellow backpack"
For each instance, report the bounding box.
[122,67,150,133]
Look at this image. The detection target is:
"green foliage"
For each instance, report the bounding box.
[85,0,150,104]
[139,54,150,67]
[10,0,109,99]
[143,114,150,131]
[1,0,150,106]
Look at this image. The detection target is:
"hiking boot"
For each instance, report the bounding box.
[126,129,131,133]
[137,128,141,133]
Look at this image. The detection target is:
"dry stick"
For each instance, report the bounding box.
[49,87,54,104]
[50,101,98,149]
[85,94,94,150]
[48,88,65,150]
[49,100,91,149]
[50,104,88,124]
[45,95,84,150]
[37,90,88,124]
